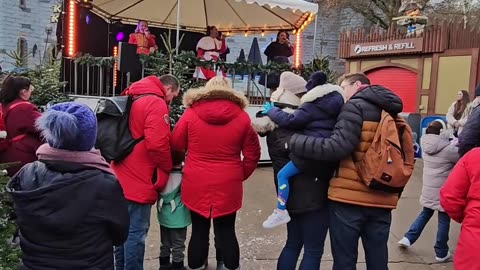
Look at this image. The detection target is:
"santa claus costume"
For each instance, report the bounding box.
[193,35,226,80]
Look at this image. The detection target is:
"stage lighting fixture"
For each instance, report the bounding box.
[116,32,125,41]
[78,0,93,10]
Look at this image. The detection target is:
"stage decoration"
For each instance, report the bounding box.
[66,0,76,57]
[393,0,428,37]
[116,32,125,42]
[113,46,118,87]
[73,53,116,68]
[72,51,335,83]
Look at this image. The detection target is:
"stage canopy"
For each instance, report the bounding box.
[91,0,319,33]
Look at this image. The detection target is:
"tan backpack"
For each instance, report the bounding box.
[354,110,415,193]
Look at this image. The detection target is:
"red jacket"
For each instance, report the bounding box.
[0,99,42,176]
[171,88,260,218]
[128,33,157,55]
[440,148,480,270]
[111,76,172,204]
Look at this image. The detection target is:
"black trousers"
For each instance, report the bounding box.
[188,211,239,270]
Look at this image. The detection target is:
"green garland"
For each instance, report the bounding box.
[73,51,336,82]
[73,53,116,68]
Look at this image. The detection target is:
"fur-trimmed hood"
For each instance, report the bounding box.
[183,87,249,125]
[252,107,295,136]
[182,87,249,109]
[301,83,345,104]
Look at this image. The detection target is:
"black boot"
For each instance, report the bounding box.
[159,256,172,270]
[172,260,186,270]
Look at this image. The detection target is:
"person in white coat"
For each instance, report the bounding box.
[398,121,459,262]
[446,90,470,137]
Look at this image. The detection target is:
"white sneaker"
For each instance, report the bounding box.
[435,251,452,263]
[398,237,411,248]
[262,209,291,229]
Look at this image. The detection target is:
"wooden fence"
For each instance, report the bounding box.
[339,18,480,58]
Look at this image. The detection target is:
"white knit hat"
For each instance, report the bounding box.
[270,89,301,106]
[277,71,307,95]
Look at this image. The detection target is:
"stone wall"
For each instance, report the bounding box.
[0,0,59,71]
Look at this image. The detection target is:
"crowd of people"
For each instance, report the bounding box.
[2,23,480,270]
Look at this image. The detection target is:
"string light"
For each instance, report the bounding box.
[67,0,76,57]
[261,30,265,37]
[294,31,301,68]
[113,46,118,88]
[244,31,248,37]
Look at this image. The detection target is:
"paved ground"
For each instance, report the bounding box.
[144,159,458,269]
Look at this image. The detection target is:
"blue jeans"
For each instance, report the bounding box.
[114,201,152,270]
[277,161,300,210]
[277,207,329,270]
[329,201,391,270]
[404,207,451,258]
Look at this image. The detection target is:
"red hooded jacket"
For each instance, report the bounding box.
[111,76,172,204]
[0,99,42,176]
[171,87,260,218]
[440,148,480,270]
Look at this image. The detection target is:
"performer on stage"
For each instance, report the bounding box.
[128,20,158,55]
[193,26,227,80]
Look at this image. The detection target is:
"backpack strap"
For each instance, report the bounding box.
[2,101,31,122]
[1,101,32,143]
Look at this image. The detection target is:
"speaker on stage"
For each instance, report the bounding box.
[118,42,142,73]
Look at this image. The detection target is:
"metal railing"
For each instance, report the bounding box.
[61,57,272,104]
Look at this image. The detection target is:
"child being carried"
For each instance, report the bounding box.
[261,71,345,229]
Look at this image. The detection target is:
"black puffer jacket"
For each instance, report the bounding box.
[459,103,480,157]
[7,161,129,270]
[289,85,404,209]
[258,115,337,214]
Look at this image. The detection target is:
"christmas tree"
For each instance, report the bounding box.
[0,163,21,269]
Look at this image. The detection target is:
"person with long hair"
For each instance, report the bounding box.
[0,75,42,176]
[264,31,294,63]
[193,26,227,80]
[259,31,294,90]
[446,90,470,136]
[129,20,158,55]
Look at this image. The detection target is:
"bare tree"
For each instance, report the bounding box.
[317,0,431,29]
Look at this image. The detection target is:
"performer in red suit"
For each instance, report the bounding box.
[129,20,158,55]
[193,26,226,80]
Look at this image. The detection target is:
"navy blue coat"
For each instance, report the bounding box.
[267,83,345,138]
[459,103,480,157]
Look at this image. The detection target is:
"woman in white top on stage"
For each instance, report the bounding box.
[194,26,227,81]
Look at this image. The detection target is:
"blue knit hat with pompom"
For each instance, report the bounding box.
[36,102,97,151]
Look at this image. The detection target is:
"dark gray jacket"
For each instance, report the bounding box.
[7,161,129,270]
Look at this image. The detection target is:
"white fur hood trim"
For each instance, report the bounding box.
[300,83,345,104]
[251,107,295,134]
